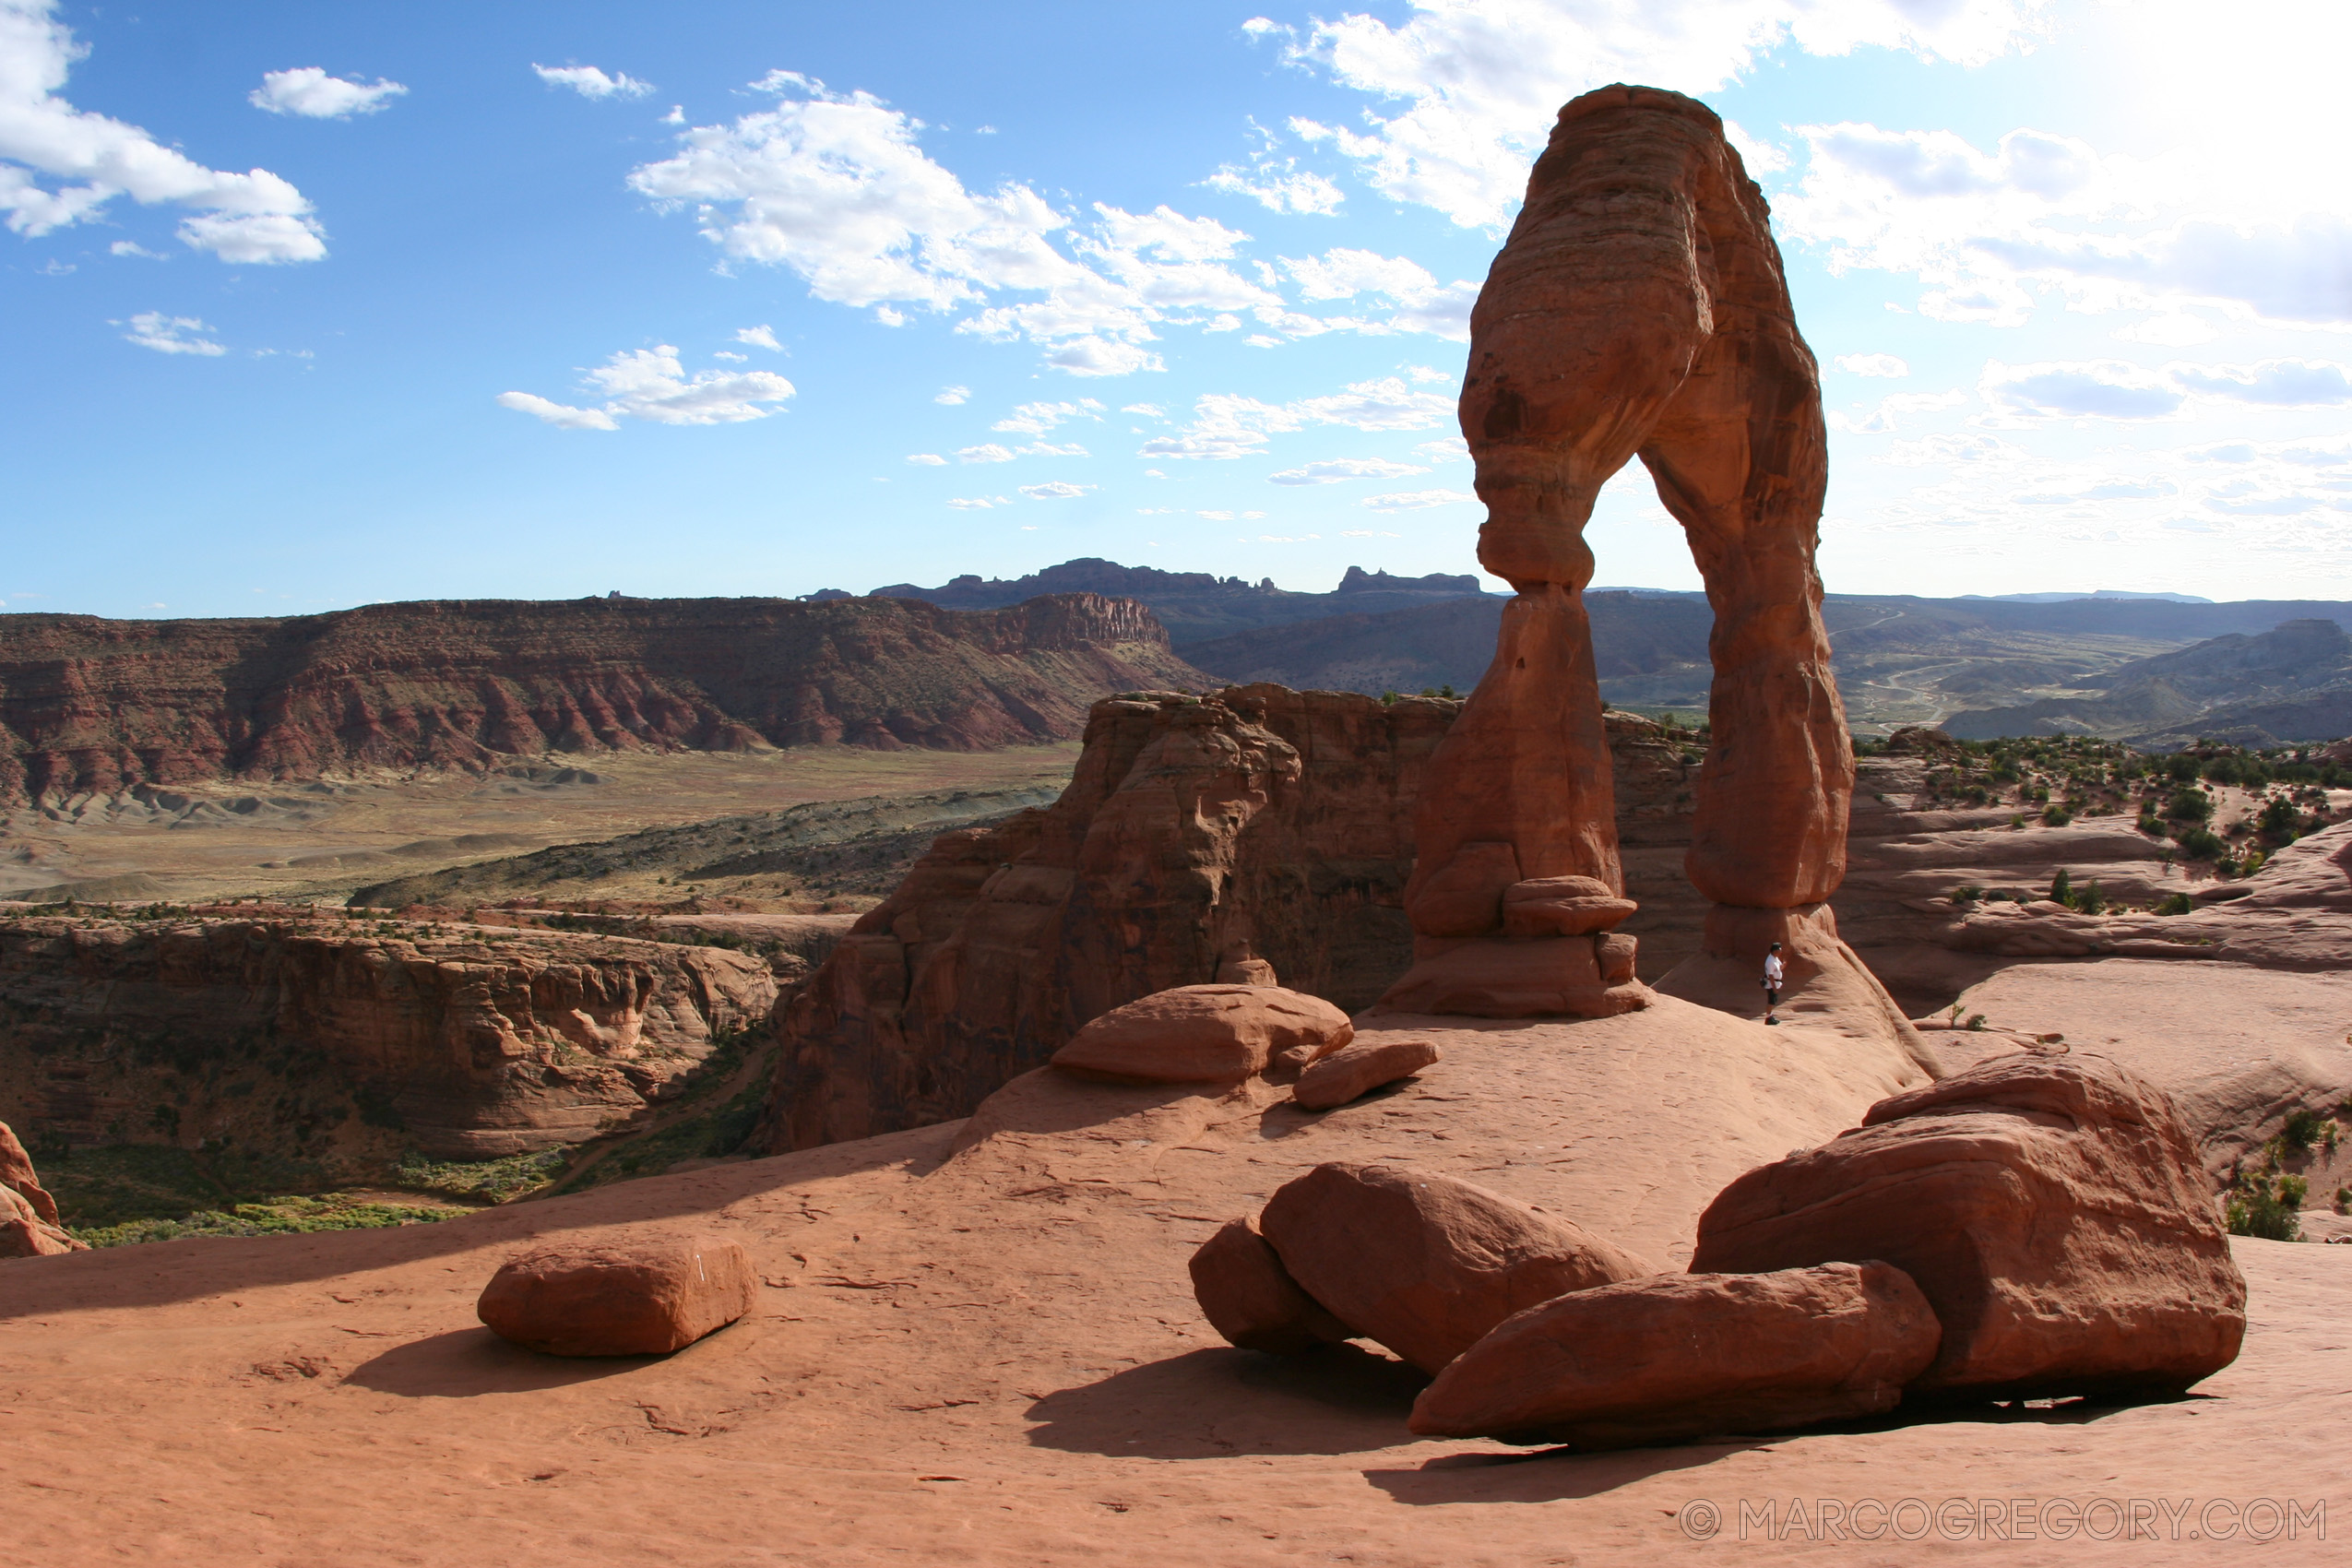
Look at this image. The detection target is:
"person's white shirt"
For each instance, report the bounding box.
[1763,953,1785,986]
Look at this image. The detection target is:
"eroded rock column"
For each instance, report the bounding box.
[1380,83,1851,1018]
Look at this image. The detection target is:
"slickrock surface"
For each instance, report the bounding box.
[1693,1054,2247,1399]
[476,1234,757,1356]
[0,913,776,1158]
[1409,1262,1941,1448]
[1257,1163,1657,1373]
[4,1000,2338,1566]
[1050,985,1351,1084]
[0,592,1204,802]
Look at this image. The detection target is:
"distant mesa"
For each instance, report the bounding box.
[867,556,1489,645]
[0,592,1206,803]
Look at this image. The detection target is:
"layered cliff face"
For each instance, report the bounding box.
[759,688,1702,1152]
[0,592,1202,802]
[0,913,777,1160]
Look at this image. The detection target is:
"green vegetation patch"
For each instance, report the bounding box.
[77,1192,457,1249]
[392,1146,572,1203]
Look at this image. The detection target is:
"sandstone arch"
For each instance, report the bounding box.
[1384,84,1849,1016]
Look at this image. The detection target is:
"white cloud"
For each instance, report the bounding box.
[711,350,747,362]
[1206,158,1345,215]
[992,398,1103,434]
[495,391,620,431]
[500,344,796,429]
[956,444,1016,463]
[946,495,1009,509]
[1977,356,2352,423]
[1828,388,1966,433]
[122,312,223,355]
[1277,247,1478,339]
[1265,1,2048,230]
[1362,487,1477,511]
[1834,352,1908,378]
[1020,481,1094,499]
[935,385,970,404]
[1267,457,1432,484]
[108,239,163,258]
[625,72,1491,374]
[1141,376,1455,461]
[0,1,326,261]
[906,453,947,465]
[533,64,652,100]
[249,67,406,119]
[735,324,781,350]
[1416,434,1469,462]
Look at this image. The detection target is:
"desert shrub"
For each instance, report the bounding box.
[2282,1108,2330,1154]
[2174,826,2227,861]
[2074,879,2106,915]
[2257,795,2306,846]
[2167,754,2203,782]
[2041,803,2073,826]
[1962,784,1990,805]
[1949,885,1983,905]
[2167,787,2213,823]
[1966,1013,1987,1030]
[2225,1173,2305,1241]
[2155,892,2192,916]
[2137,812,2167,837]
[2049,868,2073,905]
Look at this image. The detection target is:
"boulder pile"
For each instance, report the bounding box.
[1049,984,1438,1109]
[477,1235,757,1357]
[1193,1054,2247,1448]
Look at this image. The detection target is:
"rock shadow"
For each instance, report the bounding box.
[342,1326,668,1397]
[1365,1440,1758,1505]
[1024,1343,1430,1458]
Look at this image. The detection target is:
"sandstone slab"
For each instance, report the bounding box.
[1379,938,1648,1019]
[476,1235,757,1357]
[1409,1262,1941,1447]
[1188,1217,1349,1354]
[1692,1053,2246,1399]
[1051,984,1351,1085]
[1258,1162,1656,1373]
[1292,1039,1441,1111]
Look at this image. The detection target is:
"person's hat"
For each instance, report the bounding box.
[1768,941,1782,949]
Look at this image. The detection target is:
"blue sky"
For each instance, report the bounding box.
[4,0,2349,620]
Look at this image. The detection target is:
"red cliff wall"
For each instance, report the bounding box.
[0,593,1203,802]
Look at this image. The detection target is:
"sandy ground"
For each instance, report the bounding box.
[0,746,1081,904]
[6,997,2341,1566]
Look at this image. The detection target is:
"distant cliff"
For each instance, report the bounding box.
[0,593,1206,802]
[866,557,1492,644]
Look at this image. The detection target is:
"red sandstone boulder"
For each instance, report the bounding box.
[477,1235,757,1356]
[1258,1163,1657,1373]
[1378,937,1648,1019]
[1500,876,1636,937]
[1292,1039,1441,1111]
[0,1120,85,1257]
[1188,1217,1350,1353]
[1691,1054,2246,1399]
[1410,1262,1941,1448]
[1051,984,1352,1084]
[1406,841,1523,938]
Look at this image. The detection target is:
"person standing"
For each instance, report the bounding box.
[1762,941,1785,1026]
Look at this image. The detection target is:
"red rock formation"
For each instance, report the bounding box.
[1291,1038,1439,1111]
[1691,1053,2247,1399]
[1255,1162,1657,1373]
[759,686,1457,1151]
[1396,82,1849,1015]
[1408,1262,1941,1447]
[0,1117,83,1255]
[0,913,775,1158]
[1049,984,1350,1084]
[1187,1217,1350,1354]
[0,593,1205,802]
[476,1234,757,1356]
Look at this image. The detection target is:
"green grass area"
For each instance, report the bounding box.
[391,1146,572,1203]
[76,1192,457,1249]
